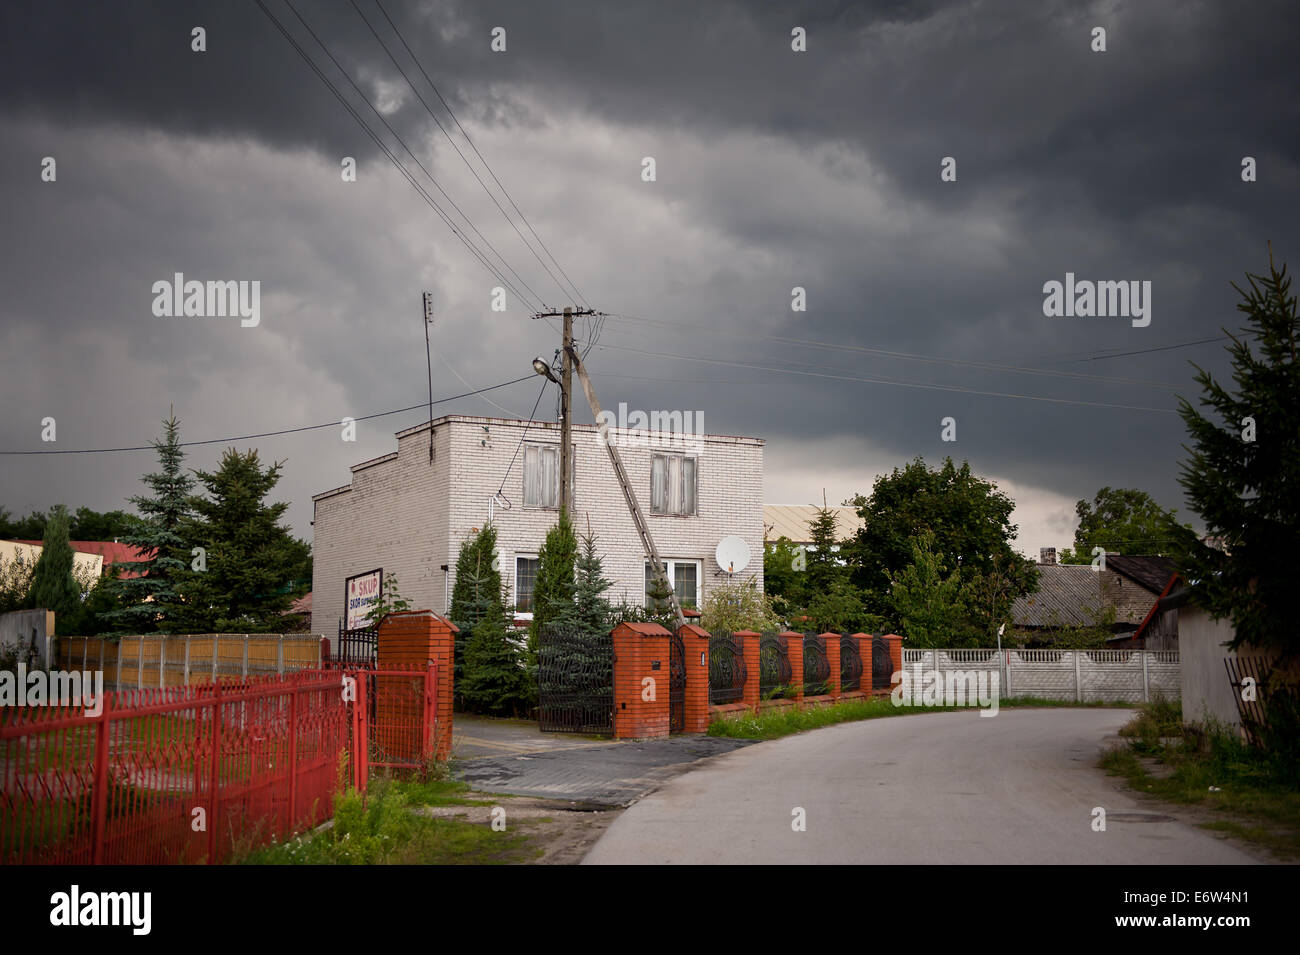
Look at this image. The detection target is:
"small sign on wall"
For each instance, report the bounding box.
[345,568,383,629]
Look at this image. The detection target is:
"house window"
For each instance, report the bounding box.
[650,454,697,516]
[523,443,559,508]
[645,559,701,610]
[515,556,540,612]
[523,442,575,509]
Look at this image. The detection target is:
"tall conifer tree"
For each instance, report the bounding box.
[107,414,195,632]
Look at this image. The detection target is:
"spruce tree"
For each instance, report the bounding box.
[449,524,503,694]
[181,448,298,632]
[805,506,844,594]
[106,414,195,632]
[456,536,533,715]
[449,524,503,632]
[27,504,81,618]
[529,510,577,646]
[550,529,614,639]
[461,602,534,716]
[1177,250,1300,664]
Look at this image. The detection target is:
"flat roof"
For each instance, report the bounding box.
[394,413,764,445]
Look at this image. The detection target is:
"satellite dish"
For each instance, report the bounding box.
[715,536,751,574]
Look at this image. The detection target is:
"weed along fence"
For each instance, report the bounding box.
[902,648,1181,703]
[56,634,325,691]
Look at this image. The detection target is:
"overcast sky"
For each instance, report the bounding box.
[1,0,1296,558]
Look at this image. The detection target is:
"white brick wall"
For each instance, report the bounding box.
[312,415,765,633]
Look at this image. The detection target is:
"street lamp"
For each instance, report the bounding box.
[532,356,558,383]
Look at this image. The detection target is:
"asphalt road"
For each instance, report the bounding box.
[582,708,1262,865]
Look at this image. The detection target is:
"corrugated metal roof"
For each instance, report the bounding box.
[1012,564,1103,627]
[763,505,862,544]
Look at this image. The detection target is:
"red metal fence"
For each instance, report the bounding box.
[1,663,438,865]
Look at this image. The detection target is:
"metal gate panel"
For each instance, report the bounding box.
[871,636,892,691]
[669,630,686,733]
[708,631,747,705]
[759,632,792,698]
[538,630,614,734]
[803,633,830,695]
[840,634,863,692]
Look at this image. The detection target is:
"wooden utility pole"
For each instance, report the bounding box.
[561,307,573,512]
[532,306,595,513]
[422,292,435,463]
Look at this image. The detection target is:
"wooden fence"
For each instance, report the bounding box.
[55,634,324,691]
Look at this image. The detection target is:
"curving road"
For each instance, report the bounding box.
[582,708,1261,865]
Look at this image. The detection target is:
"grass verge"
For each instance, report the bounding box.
[707,694,1123,740]
[1100,699,1300,859]
[235,776,539,865]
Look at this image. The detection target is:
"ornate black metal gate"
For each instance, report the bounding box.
[669,629,686,733]
[709,631,747,705]
[538,629,614,733]
[336,623,378,667]
[871,636,892,691]
[803,633,830,696]
[759,632,792,698]
[840,634,863,692]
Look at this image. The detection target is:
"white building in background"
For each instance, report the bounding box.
[0,540,104,583]
[311,414,765,633]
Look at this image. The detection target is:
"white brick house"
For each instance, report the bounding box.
[311,414,764,633]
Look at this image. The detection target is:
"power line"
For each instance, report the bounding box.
[355,0,585,308]
[1058,335,1235,363]
[255,0,541,312]
[435,349,525,419]
[0,376,535,456]
[280,0,546,311]
[599,312,1184,391]
[496,378,552,499]
[369,0,592,311]
[254,0,529,308]
[591,341,1179,414]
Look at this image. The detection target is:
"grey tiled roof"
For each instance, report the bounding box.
[1012,564,1103,627]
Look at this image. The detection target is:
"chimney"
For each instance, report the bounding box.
[1040,547,1057,565]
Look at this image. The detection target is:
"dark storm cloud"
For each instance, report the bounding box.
[1,0,1297,550]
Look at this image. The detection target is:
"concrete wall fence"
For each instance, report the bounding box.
[903,648,1180,703]
[54,634,324,691]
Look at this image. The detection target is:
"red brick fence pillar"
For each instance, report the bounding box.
[376,610,458,761]
[883,633,903,692]
[612,622,671,739]
[823,632,842,700]
[734,631,761,713]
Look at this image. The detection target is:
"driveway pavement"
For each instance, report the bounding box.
[452,714,756,807]
[582,708,1264,864]
[452,715,612,759]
